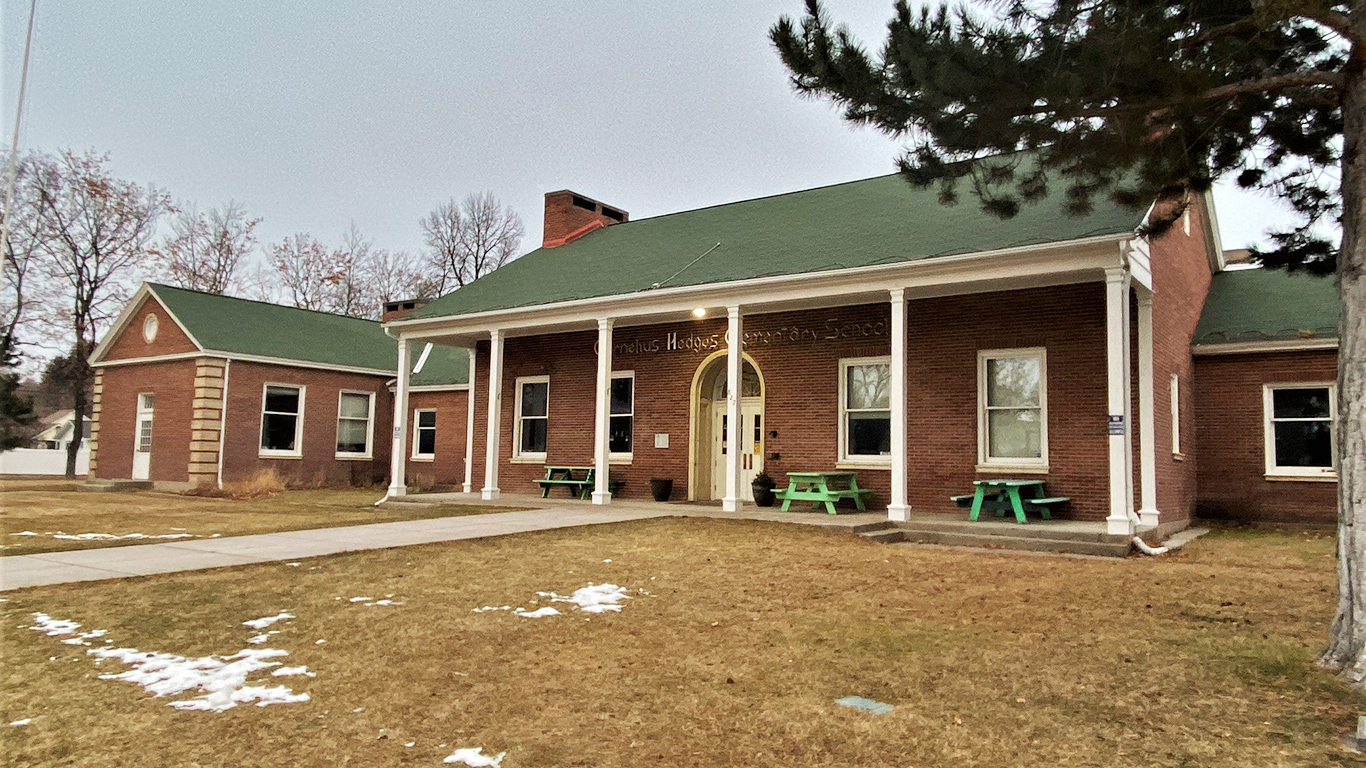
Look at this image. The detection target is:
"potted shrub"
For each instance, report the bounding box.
[751,471,777,507]
[650,478,673,502]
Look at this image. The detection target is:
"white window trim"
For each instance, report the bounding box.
[1263,382,1338,480]
[334,389,376,460]
[259,383,306,459]
[512,375,549,462]
[609,371,634,462]
[411,408,437,462]
[977,347,1049,469]
[838,356,893,465]
[1170,374,1182,457]
[135,393,155,453]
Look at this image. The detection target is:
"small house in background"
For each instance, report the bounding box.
[30,409,92,451]
[86,284,469,489]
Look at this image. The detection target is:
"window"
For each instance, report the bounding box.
[514,376,549,460]
[412,409,437,459]
[839,357,891,462]
[610,373,633,457]
[1264,384,1336,478]
[259,384,304,457]
[1170,374,1181,455]
[335,391,375,458]
[142,313,159,343]
[136,393,154,453]
[978,348,1047,466]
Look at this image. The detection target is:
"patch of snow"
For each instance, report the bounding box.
[471,606,513,613]
[28,612,311,712]
[370,600,401,606]
[514,607,560,618]
[443,747,505,766]
[348,597,372,603]
[242,612,294,630]
[540,584,630,613]
[315,639,326,645]
[247,634,270,644]
[286,562,301,567]
[50,532,196,541]
[13,531,38,536]
[271,666,315,678]
[9,719,31,726]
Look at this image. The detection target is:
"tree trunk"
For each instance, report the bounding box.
[65,384,85,479]
[1321,62,1366,684]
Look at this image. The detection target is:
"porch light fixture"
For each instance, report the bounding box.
[692,307,707,319]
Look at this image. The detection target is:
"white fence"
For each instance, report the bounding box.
[0,448,89,476]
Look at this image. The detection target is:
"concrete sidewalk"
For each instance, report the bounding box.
[0,505,668,591]
[1,492,891,591]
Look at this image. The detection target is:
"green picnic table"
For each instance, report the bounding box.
[951,479,1069,524]
[534,466,624,500]
[775,471,873,515]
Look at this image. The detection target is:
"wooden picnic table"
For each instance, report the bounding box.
[534,466,624,500]
[776,471,873,515]
[953,479,1069,524]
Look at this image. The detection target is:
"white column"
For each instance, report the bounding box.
[387,338,411,498]
[887,288,911,522]
[481,330,504,501]
[462,346,477,494]
[1104,268,1135,535]
[722,306,744,512]
[1136,288,1159,527]
[592,318,614,505]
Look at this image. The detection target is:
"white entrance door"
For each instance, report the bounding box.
[132,393,154,480]
[710,399,764,501]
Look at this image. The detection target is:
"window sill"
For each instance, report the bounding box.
[410,455,435,463]
[609,455,633,465]
[335,453,374,461]
[1265,472,1338,483]
[975,463,1049,475]
[1172,452,1186,462]
[259,452,302,460]
[511,456,546,464]
[836,460,891,470]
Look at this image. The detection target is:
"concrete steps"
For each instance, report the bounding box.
[79,480,154,493]
[858,518,1138,557]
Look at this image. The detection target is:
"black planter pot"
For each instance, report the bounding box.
[650,478,673,502]
[752,483,776,507]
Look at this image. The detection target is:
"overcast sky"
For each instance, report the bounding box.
[4,0,1301,268]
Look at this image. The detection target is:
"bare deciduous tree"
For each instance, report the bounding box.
[33,149,170,477]
[420,192,524,293]
[0,151,52,366]
[266,233,347,313]
[157,201,259,295]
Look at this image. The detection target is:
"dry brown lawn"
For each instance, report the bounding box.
[1,519,1360,767]
[0,483,517,556]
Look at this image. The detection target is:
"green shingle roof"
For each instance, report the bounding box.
[1193,268,1339,345]
[146,284,469,384]
[410,343,471,388]
[410,166,1143,320]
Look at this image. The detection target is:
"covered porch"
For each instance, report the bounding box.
[385,233,1165,537]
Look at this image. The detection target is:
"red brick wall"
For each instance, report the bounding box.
[1193,349,1339,524]
[404,390,470,486]
[470,286,1116,519]
[220,361,393,486]
[93,359,197,482]
[1145,202,1217,523]
[101,294,199,361]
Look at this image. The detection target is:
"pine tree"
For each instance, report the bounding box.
[772,1,1365,684]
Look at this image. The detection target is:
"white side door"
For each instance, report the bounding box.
[132,393,154,480]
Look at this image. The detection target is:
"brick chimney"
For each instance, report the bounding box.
[382,299,427,323]
[542,190,628,248]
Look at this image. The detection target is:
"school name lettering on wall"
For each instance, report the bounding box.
[603,319,889,356]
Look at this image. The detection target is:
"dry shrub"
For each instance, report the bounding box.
[182,469,287,500]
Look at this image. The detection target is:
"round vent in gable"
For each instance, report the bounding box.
[143,313,159,343]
